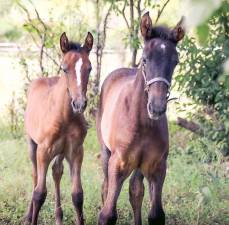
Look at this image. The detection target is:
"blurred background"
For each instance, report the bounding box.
[0,0,228,224]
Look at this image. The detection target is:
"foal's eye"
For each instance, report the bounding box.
[142,58,147,65]
[61,64,68,73]
[174,59,179,65]
[172,56,179,65]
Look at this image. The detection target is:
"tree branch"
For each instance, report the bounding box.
[155,0,171,24]
[17,2,61,75]
[177,117,203,135]
[102,4,113,49]
[39,33,45,74]
[121,0,130,30]
[17,2,42,39]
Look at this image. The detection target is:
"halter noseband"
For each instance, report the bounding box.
[141,60,171,98]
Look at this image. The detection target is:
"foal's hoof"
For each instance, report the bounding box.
[55,208,63,225]
[21,214,32,225]
[148,214,165,225]
[55,220,63,225]
[98,211,117,225]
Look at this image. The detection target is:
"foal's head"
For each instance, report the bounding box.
[140,12,185,120]
[60,32,93,114]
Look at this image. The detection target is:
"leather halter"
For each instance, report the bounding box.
[141,60,171,98]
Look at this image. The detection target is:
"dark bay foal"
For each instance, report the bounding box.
[96,12,185,225]
[24,32,93,225]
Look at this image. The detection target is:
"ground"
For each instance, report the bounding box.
[0,123,228,225]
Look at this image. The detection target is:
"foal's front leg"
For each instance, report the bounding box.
[98,153,131,225]
[52,154,64,225]
[129,170,144,225]
[147,161,166,225]
[67,145,84,225]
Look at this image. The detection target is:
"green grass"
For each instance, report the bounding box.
[0,123,228,225]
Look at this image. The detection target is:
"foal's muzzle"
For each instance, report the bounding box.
[71,98,87,114]
[147,99,167,120]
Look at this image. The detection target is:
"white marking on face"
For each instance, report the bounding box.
[75,58,83,86]
[161,44,166,49]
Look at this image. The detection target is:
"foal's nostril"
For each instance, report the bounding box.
[148,102,153,113]
[147,99,167,119]
[71,99,80,112]
[71,99,87,113]
[153,105,166,115]
[71,99,76,109]
[83,99,87,110]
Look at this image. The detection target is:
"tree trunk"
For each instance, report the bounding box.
[95,0,101,88]
[129,0,136,67]
[95,1,113,92]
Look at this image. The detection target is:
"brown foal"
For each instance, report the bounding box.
[96,12,185,225]
[24,32,93,225]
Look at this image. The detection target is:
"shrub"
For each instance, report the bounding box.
[176,1,229,157]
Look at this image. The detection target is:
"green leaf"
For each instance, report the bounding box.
[196,23,209,45]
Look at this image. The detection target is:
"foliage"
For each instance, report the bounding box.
[3,0,98,138]
[108,0,172,67]
[176,1,229,157]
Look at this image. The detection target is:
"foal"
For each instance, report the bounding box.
[24,32,93,225]
[96,12,185,225]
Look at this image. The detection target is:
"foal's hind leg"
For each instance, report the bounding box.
[101,144,111,205]
[147,161,166,225]
[129,170,144,225]
[24,138,37,223]
[66,145,84,225]
[52,154,64,225]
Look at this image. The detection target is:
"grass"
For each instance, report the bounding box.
[0,122,228,225]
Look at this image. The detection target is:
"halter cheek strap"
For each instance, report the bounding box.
[141,60,171,97]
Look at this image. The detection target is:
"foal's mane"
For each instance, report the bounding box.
[68,41,83,52]
[151,25,175,43]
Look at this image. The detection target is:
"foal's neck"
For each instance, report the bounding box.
[51,75,72,120]
[129,68,149,124]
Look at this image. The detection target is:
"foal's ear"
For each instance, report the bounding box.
[172,17,185,43]
[60,32,69,53]
[83,32,94,53]
[140,12,153,41]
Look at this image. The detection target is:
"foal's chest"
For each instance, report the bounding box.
[50,121,87,156]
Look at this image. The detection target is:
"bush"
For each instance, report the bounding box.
[176,1,229,157]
